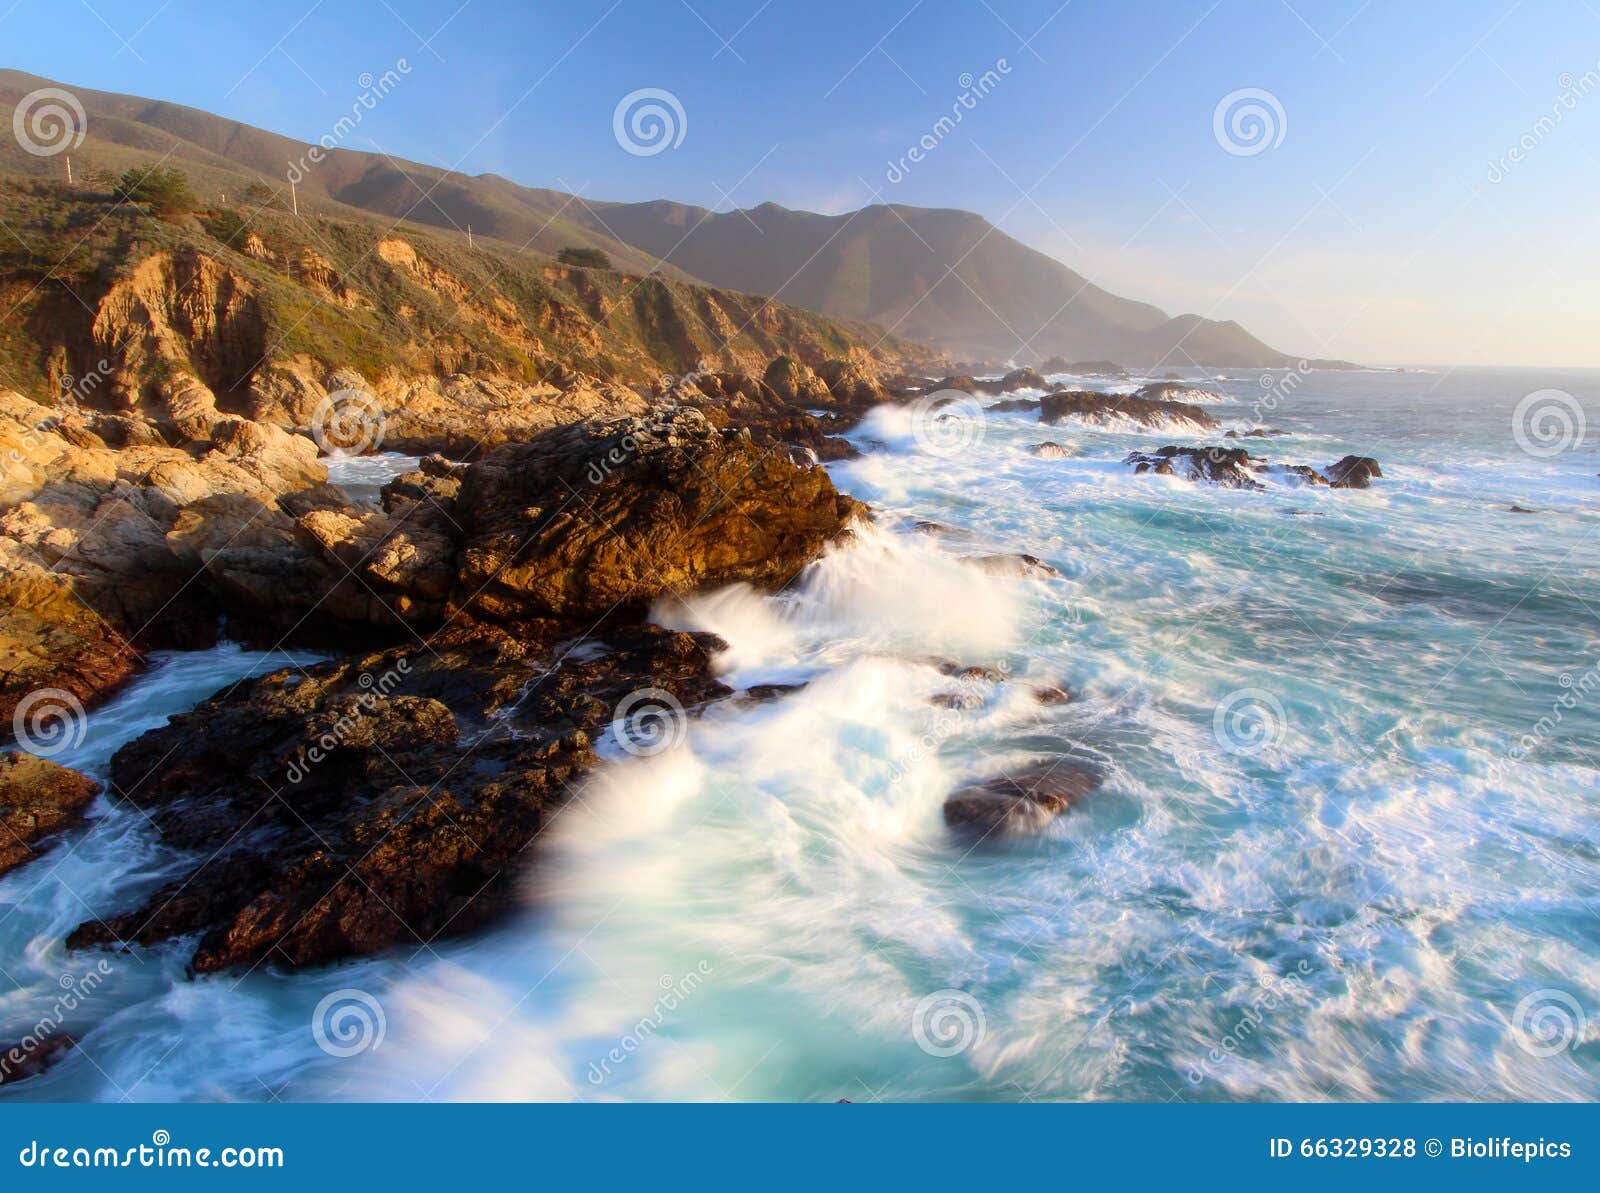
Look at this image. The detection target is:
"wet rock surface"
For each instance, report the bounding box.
[1040,390,1217,431]
[942,760,1102,838]
[1123,446,1384,491]
[67,622,731,973]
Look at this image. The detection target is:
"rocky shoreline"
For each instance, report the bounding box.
[0,354,1380,989]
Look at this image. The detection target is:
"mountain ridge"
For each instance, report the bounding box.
[0,68,1349,369]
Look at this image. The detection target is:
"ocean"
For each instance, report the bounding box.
[3,365,1597,1102]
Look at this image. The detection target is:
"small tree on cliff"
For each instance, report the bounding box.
[114,165,197,217]
[557,246,612,270]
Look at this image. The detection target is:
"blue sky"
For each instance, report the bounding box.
[5,0,1599,364]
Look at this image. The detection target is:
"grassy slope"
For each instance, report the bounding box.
[0,177,935,404]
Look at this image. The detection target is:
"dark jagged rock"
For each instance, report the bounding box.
[1124,446,1383,492]
[0,753,102,877]
[1124,445,1264,489]
[67,622,731,973]
[1324,455,1383,489]
[1040,390,1217,431]
[1028,441,1076,459]
[1223,427,1288,438]
[1032,684,1073,705]
[454,407,863,622]
[942,760,1101,838]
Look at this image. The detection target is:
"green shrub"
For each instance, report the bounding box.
[557,246,612,270]
[114,165,197,216]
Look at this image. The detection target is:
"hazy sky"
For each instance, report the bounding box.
[7,0,1599,365]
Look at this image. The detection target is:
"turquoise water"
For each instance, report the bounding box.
[3,367,1598,1101]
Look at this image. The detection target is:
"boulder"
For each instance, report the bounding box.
[0,753,102,876]
[453,407,863,622]
[942,760,1101,838]
[1323,455,1383,489]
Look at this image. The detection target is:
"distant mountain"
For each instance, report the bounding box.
[0,69,1341,368]
[573,199,1318,367]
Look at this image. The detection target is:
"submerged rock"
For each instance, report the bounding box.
[1028,441,1076,459]
[1040,390,1217,431]
[964,553,1063,579]
[0,1034,75,1086]
[942,760,1101,838]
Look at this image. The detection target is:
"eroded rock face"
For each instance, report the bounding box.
[0,390,329,723]
[454,406,864,622]
[942,760,1101,838]
[1040,390,1217,431]
[67,623,731,973]
[0,753,102,877]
